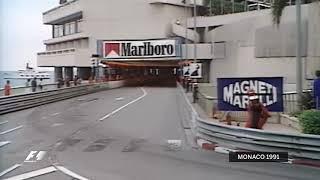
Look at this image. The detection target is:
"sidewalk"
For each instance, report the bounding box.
[186,92,300,134]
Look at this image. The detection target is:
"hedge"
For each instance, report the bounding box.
[299,110,320,135]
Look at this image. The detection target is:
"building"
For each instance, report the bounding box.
[37,0,320,89]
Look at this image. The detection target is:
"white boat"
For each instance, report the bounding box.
[5,63,51,80]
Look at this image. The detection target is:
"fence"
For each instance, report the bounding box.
[0,81,92,97]
[177,83,320,160]
[197,84,314,117]
[0,81,124,115]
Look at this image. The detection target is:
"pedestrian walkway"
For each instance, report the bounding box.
[185,92,300,134]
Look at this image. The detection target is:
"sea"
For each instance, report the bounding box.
[0,71,54,88]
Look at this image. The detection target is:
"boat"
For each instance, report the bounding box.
[4,63,51,80]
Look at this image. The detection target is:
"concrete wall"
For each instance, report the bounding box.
[205,4,316,91]
[306,2,320,79]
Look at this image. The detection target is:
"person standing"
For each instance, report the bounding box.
[25,79,31,87]
[314,70,320,109]
[245,90,271,129]
[57,78,63,88]
[65,77,71,87]
[4,80,11,96]
[38,78,43,91]
[25,79,31,93]
[74,75,78,86]
[31,77,37,92]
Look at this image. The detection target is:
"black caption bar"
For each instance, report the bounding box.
[229,152,288,162]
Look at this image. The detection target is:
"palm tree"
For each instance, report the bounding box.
[271,0,288,26]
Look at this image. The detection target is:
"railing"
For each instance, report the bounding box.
[0,81,88,97]
[282,90,314,115]
[197,84,314,117]
[0,81,124,115]
[177,83,320,160]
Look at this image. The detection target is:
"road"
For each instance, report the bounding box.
[0,87,319,180]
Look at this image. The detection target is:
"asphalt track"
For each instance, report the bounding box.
[0,87,319,180]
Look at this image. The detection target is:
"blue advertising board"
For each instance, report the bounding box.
[217,77,283,112]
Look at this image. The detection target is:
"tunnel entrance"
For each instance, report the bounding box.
[104,61,180,87]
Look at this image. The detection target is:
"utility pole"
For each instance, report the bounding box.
[296,0,303,110]
[185,0,188,60]
[193,0,197,63]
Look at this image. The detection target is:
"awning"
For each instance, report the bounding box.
[102,61,181,68]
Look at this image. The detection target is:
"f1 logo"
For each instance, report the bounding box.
[24,151,46,162]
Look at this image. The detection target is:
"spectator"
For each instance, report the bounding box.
[314,70,320,109]
[57,78,63,88]
[74,75,78,86]
[31,77,37,92]
[4,80,11,96]
[38,78,43,91]
[65,77,71,87]
[245,90,271,129]
[77,77,82,85]
[26,79,31,87]
[25,79,31,93]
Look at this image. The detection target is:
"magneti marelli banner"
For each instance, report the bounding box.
[217,77,284,112]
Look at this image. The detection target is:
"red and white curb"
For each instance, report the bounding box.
[196,139,238,153]
[196,138,320,168]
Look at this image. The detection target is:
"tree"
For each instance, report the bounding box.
[271,0,288,26]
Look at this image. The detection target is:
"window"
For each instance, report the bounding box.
[53,20,82,38]
[53,25,63,38]
[64,22,76,35]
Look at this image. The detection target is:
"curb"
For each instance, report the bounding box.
[196,138,238,154]
[196,138,320,168]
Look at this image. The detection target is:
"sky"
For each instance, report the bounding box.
[0,0,58,71]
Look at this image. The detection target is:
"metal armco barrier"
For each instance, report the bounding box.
[0,82,115,115]
[196,118,320,160]
[177,83,320,160]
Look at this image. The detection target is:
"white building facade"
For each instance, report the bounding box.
[37,0,320,90]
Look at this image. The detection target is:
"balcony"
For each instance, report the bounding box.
[43,0,82,25]
[37,48,91,67]
[149,0,204,6]
[44,32,88,44]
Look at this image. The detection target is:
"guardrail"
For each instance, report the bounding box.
[0,81,123,115]
[0,81,92,97]
[177,83,320,160]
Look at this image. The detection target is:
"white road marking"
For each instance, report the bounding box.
[0,121,9,126]
[50,112,60,116]
[0,141,11,148]
[3,166,57,180]
[167,140,182,148]
[51,123,64,127]
[55,165,90,180]
[0,126,23,135]
[115,97,125,101]
[177,83,198,116]
[99,87,147,121]
[0,164,22,177]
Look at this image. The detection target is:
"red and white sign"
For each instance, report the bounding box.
[103,39,177,59]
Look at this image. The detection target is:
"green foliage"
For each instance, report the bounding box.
[290,111,303,117]
[316,70,320,78]
[299,110,320,134]
[300,92,314,110]
[272,0,288,26]
[205,0,245,15]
